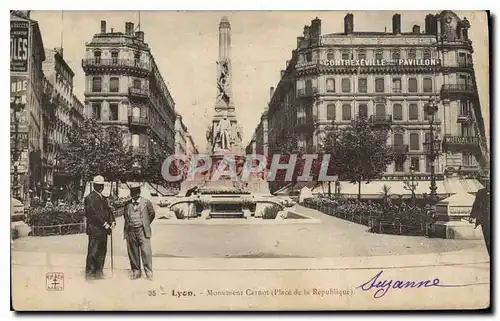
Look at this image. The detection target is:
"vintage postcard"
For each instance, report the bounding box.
[10,10,490,311]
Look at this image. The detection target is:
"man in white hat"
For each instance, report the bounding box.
[123,182,156,280]
[84,175,116,280]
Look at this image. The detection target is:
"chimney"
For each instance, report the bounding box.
[425,14,437,34]
[100,20,106,33]
[297,36,304,47]
[392,14,401,34]
[280,70,285,78]
[310,17,322,44]
[125,22,134,36]
[344,13,354,34]
[412,25,421,34]
[269,87,275,100]
[135,31,144,41]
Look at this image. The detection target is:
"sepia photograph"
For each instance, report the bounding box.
[10,9,490,311]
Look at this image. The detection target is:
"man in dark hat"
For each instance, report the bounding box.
[84,175,116,280]
[470,178,491,257]
[123,183,156,280]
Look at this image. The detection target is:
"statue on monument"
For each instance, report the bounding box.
[217,61,231,105]
[214,116,232,150]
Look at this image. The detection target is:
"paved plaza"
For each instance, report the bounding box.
[13,205,484,258]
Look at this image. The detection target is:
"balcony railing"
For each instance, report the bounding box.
[297,87,317,98]
[82,58,151,72]
[128,115,148,126]
[392,144,409,154]
[370,114,393,126]
[458,61,474,68]
[440,84,477,95]
[129,87,150,98]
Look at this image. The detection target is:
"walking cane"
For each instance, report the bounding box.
[110,224,114,277]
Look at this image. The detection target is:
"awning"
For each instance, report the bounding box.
[146,183,179,196]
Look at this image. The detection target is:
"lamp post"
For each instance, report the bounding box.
[11,95,25,200]
[423,98,441,205]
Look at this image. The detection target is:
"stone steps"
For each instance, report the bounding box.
[210,212,245,219]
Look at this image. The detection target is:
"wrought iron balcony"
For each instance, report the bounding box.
[82,58,151,72]
[129,87,150,98]
[443,135,480,152]
[296,87,317,98]
[128,115,148,126]
[130,146,148,155]
[392,144,409,154]
[440,84,477,97]
[370,114,392,127]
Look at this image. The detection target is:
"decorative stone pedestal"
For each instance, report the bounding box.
[433,192,482,240]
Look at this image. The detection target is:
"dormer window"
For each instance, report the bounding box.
[94,50,101,63]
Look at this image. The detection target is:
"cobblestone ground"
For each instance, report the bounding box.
[12,206,484,258]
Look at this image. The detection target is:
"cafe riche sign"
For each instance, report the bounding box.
[321,58,441,66]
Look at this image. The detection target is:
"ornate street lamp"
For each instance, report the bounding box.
[11,95,25,200]
[423,98,441,204]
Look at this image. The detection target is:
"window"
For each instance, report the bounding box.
[111,51,119,64]
[425,156,432,173]
[460,101,470,116]
[393,104,403,120]
[392,50,400,60]
[408,78,418,93]
[392,78,402,93]
[133,79,141,89]
[410,133,420,151]
[375,50,383,61]
[134,52,141,65]
[358,104,368,118]
[461,124,473,137]
[423,78,433,93]
[297,106,306,124]
[358,78,367,93]
[342,104,352,121]
[306,51,312,62]
[407,49,416,60]
[342,52,350,60]
[91,103,101,120]
[462,153,474,166]
[342,78,351,93]
[358,50,366,60]
[110,77,119,92]
[409,103,418,120]
[394,133,404,146]
[411,156,420,172]
[375,104,385,116]
[395,155,405,172]
[375,78,385,93]
[109,103,119,120]
[458,52,466,67]
[326,78,335,92]
[94,50,101,63]
[92,77,102,92]
[326,51,334,60]
[327,104,336,121]
[423,50,431,60]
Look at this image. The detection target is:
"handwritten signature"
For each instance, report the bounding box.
[358,270,462,299]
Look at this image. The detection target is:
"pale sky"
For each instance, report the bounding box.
[31,11,490,150]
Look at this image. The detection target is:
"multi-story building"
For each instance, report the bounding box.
[81,20,176,157]
[42,47,75,189]
[246,105,268,158]
[71,93,86,129]
[10,11,46,202]
[252,11,488,191]
[174,114,199,156]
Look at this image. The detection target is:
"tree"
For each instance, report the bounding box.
[328,117,394,200]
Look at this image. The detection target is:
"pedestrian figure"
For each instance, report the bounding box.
[124,183,156,280]
[470,182,491,257]
[84,175,116,280]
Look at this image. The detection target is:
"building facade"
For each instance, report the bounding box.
[42,47,76,190]
[82,20,176,157]
[174,114,199,156]
[253,11,488,184]
[10,11,46,202]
